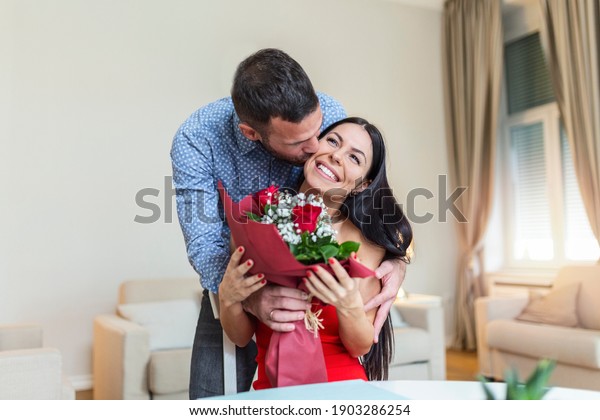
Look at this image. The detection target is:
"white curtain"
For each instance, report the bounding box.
[540,0,600,252]
[442,0,503,349]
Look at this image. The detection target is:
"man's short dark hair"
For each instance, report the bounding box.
[231,48,319,133]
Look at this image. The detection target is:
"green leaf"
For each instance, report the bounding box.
[264,204,277,215]
[524,359,556,400]
[319,244,339,261]
[316,235,334,247]
[338,241,360,258]
[504,368,525,400]
[301,232,311,247]
[477,375,496,400]
[246,212,261,222]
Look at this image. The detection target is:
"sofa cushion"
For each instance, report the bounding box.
[117,299,199,351]
[516,282,580,327]
[392,328,431,365]
[487,319,600,369]
[579,279,600,330]
[148,349,191,396]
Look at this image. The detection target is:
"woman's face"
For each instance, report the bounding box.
[303,122,373,198]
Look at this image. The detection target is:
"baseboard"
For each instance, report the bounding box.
[68,374,93,391]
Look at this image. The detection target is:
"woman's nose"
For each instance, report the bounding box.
[330,151,342,164]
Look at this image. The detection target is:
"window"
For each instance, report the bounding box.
[501,32,600,266]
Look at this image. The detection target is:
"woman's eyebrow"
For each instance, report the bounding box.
[331,131,367,160]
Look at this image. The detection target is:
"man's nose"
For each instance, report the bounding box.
[302,136,319,154]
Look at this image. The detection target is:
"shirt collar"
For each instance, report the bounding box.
[232,112,260,155]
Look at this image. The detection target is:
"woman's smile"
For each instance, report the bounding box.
[315,160,340,182]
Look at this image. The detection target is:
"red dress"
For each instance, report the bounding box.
[253,302,367,390]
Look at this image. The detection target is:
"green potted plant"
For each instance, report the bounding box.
[479,359,556,400]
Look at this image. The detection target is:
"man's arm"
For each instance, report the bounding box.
[364,259,407,343]
[171,124,228,293]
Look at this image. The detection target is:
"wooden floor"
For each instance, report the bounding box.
[76,350,479,399]
[445,349,479,381]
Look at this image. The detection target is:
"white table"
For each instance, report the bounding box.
[371,380,600,400]
[207,379,600,400]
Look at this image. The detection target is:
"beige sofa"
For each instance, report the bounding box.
[476,265,600,391]
[388,299,446,380]
[0,324,75,399]
[93,278,202,399]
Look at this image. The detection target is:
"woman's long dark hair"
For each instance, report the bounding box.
[318,117,413,381]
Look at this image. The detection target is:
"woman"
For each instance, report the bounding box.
[218,117,412,388]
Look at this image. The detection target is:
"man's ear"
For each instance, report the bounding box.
[238,123,262,142]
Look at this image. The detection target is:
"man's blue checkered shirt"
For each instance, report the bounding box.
[171,93,346,292]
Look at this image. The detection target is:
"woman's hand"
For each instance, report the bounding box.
[218,246,266,308]
[304,254,375,357]
[304,257,364,316]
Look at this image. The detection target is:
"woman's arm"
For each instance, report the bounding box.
[218,246,266,347]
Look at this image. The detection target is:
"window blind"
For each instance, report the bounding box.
[510,122,553,260]
[505,32,555,114]
[560,125,600,260]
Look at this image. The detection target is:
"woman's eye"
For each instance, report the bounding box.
[350,154,360,164]
[327,137,338,147]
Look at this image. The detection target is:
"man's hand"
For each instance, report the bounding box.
[364,259,407,343]
[242,285,311,332]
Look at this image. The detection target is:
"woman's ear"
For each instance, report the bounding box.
[352,179,371,195]
[238,123,262,141]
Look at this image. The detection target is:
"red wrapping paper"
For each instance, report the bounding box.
[218,182,374,388]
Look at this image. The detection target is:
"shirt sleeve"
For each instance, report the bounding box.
[317,92,348,128]
[170,123,229,293]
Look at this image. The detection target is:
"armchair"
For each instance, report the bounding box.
[93,278,202,399]
[388,297,446,380]
[476,265,600,391]
[0,324,75,399]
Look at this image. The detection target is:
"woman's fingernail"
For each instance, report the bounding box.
[306,270,312,277]
[328,258,335,264]
[261,279,266,285]
[302,277,308,283]
[238,246,244,253]
[257,273,264,279]
[298,313,305,320]
[246,260,252,267]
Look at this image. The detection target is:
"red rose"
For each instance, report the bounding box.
[256,185,279,215]
[291,204,322,233]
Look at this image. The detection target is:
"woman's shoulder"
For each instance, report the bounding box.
[339,220,384,270]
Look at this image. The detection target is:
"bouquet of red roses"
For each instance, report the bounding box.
[218,182,374,388]
[246,185,361,264]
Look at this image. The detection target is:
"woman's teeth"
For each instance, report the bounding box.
[317,163,338,181]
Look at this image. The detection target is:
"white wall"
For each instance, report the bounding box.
[0,0,454,385]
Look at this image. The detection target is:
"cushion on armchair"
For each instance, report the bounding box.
[391,327,431,365]
[148,348,192,396]
[117,299,199,351]
[578,279,600,330]
[515,282,580,327]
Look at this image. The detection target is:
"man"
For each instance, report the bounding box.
[171,48,405,399]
